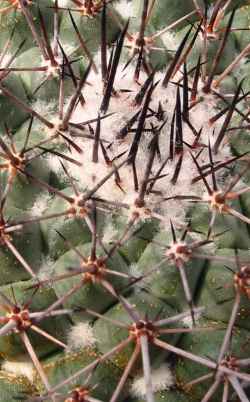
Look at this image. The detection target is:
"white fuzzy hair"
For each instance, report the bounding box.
[67,322,97,350]
[2,359,35,383]
[130,364,175,397]
[182,310,202,328]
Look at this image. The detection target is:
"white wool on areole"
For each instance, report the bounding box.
[38,256,55,282]
[129,262,140,277]
[67,322,97,350]
[1,359,35,383]
[30,193,52,216]
[114,0,134,19]
[58,0,71,7]
[31,100,56,118]
[0,53,13,68]
[160,31,181,52]
[182,310,202,328]
[130,363,175,397]
[45,152,65,174]
[102,221,118,244]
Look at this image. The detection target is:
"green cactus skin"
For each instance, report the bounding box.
[0,207,43,285]
[175,320,250,401]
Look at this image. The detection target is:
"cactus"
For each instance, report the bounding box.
[0,0,250,401]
